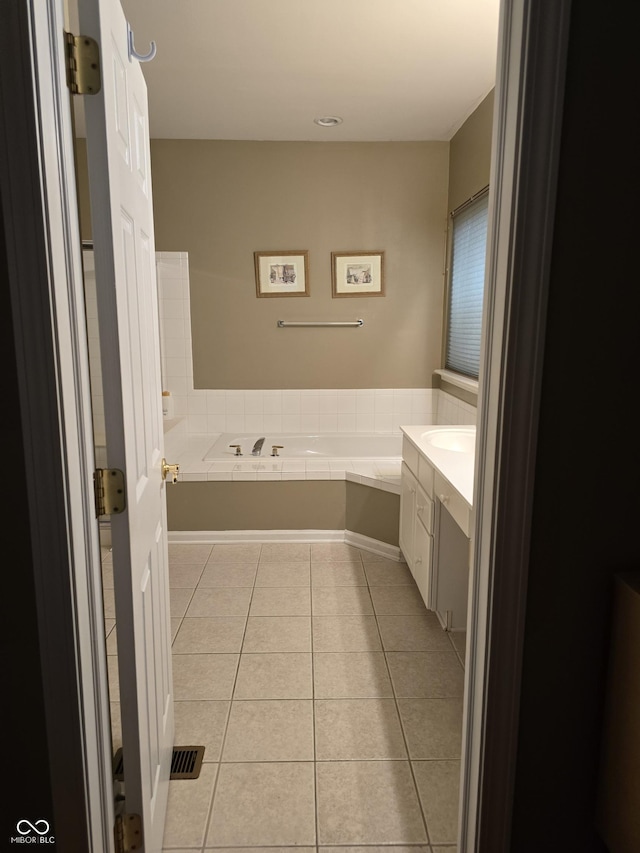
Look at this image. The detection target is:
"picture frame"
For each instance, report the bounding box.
[254,250,310,297]
[331,251,385,297]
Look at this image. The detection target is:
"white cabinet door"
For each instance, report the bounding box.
[399,463,418,571]
[413,517,433,609]
[80,0,174,848]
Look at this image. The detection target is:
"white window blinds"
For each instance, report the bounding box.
[445,191,489,379]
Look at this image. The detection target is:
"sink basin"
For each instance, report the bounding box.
[422,428,476,453]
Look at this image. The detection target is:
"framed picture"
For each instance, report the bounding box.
[254,250,309,297]
[331,251,385,297]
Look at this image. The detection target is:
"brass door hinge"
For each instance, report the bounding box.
[64,31,101,94]
[114,813,142,853]
[94,468,126,518]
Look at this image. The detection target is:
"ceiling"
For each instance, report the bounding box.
[111,0,500,142]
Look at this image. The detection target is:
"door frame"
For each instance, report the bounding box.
[0,0,114,849]
[0,0,572,849]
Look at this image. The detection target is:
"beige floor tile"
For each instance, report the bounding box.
[311,542,363,562]
[377,613,452,651]
[107,655,119,700]
[243,616,311,652]
[222,699,314,761]
[172,654,239,700]
[318,844,430,853]
[209,543,262,563]
[413,760,461,845]
[173,700,230,762]
[234,652,313,699]
[370,585,428,615]
[170,618,181,642]
[208,849,315,853]
[110,702,121,753]
[359,551,409,565]
[168,563,204,588]
[315,698,407,759]
[311,561,367,586]
[397,698,463,759]
[450,630,467,664]
[207,762,316,846]
[168,543,213,566]
[172,617,246,654]
[104,618,115,637]
[249,586,311,616]
[364,561,414,586]
[169,587,194,618]
[102,588,115,619]
[312,615,382,652]
[259,542,311,561]
[185,587,252,617]
[198,562,257,587]
[106,625,118,655]
[316,761,427,844]
[312,586,374,616]
[386,652,465,698]
[162,762,217,848]
[314,652,393,698]
[255,561,311,587]
[101,562,114,588]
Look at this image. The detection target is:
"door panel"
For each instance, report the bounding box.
[79,0,174,848]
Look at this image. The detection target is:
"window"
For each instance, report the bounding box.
[444,189,489,380]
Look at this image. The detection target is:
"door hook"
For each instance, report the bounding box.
[127,22,157,63]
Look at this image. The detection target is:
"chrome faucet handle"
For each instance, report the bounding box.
[271,445,284,456]
[229,444,242,456]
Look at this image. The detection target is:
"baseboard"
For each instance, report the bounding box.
[167,527,402,560]
[344,530,403,561]
[167,529,345,544]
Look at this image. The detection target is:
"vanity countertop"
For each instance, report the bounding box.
[400,424,476,507]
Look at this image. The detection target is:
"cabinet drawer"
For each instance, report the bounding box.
[434,471,471,537]
[416,484,434,535]
[402,437,419,478]
[418,454,434,497]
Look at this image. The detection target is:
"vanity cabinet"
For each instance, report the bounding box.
[399,433,470,631]
[399,439,435,609]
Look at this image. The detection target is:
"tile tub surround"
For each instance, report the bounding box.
[103,541,466,850]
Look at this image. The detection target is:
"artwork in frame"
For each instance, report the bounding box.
[331,251,385,297]
[254,250,310,297]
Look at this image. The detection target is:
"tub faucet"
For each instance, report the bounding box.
[251,437,265,456]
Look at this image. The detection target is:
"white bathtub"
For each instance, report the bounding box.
[203,433,403,460]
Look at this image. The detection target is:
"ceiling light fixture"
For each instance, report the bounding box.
[314,116,343,127]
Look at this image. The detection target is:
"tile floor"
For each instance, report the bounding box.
[102,540,467,853]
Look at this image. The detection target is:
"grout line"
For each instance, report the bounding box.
[370,571,433,848]
[196,544,263,849]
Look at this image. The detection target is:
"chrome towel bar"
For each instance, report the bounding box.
[277,319,364,328]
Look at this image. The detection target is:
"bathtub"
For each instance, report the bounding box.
[203,432,403,460]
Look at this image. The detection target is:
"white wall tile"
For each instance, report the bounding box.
[337,413,356,433]
[282,414,301,432]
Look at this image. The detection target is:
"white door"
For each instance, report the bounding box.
[79,0,174,849]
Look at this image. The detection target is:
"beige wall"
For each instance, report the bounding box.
[76,115,495,394]
[447,89,495,212]
[148,140,448,389]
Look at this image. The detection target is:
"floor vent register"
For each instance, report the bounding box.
[113,746,205,781]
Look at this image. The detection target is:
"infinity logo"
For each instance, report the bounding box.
[16,820,50,836]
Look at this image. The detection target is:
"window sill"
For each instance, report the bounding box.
[435,369,479,394]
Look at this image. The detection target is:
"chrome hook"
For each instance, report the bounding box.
[127,22,157,63]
